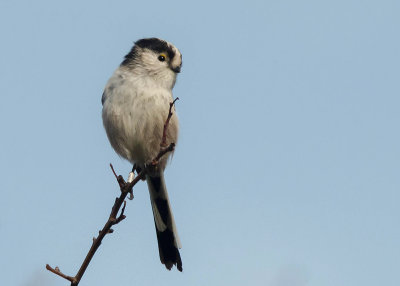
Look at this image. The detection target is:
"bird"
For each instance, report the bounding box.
[101,38,183,271]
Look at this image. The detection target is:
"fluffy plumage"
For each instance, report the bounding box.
[102,38,182,271]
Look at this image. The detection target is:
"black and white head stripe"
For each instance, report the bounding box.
[136,38,176,59]
[121,38,178,66]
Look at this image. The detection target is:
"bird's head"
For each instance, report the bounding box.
[121,38,182,89]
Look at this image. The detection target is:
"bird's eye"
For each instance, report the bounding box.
[158,54,166,62]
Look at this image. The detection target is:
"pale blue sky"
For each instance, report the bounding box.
[1,1,399,286]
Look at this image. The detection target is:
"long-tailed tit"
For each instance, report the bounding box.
[102,38,183,271]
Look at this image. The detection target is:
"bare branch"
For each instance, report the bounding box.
[46,99,179,285]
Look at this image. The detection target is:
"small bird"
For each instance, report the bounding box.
[101,38,183,271]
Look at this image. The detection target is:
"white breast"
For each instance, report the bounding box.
[102,69,179,167]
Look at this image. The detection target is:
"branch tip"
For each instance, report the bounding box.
[45,264,75,283]
[171,97,179,106]
[110,163,118,179]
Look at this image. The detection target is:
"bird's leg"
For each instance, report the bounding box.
[128,165,139,181]
[132,164,146,181]
[132,164,141,175]
[125,165,137,200]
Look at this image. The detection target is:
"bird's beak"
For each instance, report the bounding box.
[171,65,181,73]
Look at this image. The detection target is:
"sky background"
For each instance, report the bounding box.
[1,0,399,285]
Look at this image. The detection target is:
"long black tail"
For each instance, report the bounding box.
[147,173,182,271]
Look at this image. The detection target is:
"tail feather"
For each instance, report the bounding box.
[147,173,182,271]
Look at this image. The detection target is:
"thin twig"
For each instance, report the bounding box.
[110,163,126,189]
[115,201,127,224]
[110,163,118,180]
[45,265,76,284]
[152,143,176,166]
[161,97,179,147]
